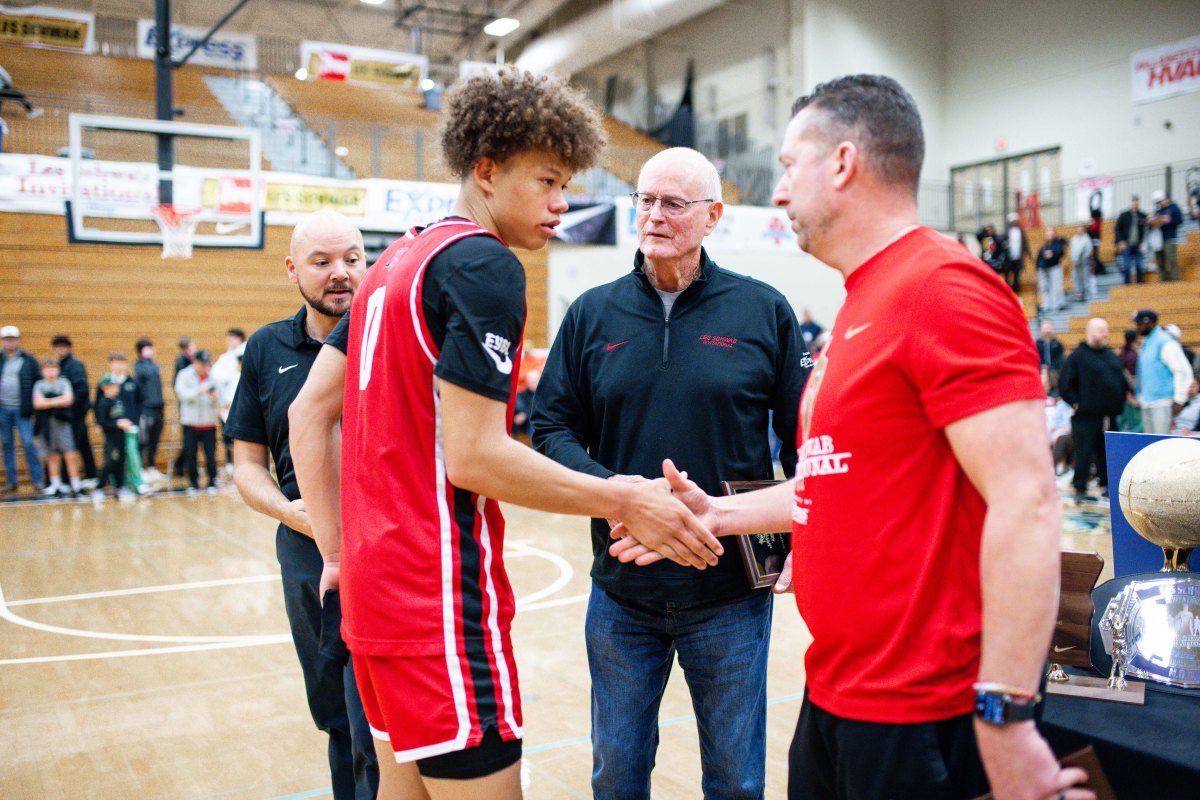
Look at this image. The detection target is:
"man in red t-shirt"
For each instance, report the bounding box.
[613,75,1093,800]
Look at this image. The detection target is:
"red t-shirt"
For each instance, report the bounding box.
[791,227,1044,723]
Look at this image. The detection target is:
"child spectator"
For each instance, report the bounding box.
[174,349,220,494]
[94,376,136,501]
[32,358,81,497]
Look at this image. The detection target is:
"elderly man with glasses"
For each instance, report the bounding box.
[532,147,810,799]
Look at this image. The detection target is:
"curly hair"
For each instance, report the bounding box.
[439,68,606,178]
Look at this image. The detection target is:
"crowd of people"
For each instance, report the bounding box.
[0,326,245,500]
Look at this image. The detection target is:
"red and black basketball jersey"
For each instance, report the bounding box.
[341,218,526,746]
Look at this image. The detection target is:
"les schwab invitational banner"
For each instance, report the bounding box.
[0,4,94,52]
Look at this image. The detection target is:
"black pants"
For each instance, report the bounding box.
[1071,415,1108,494]
[98,431,126,490]
[140,408,164,469]
[788,694,988,800]
[182,426,218,489]
[1002,259,1023,293]
[72,413,97,479]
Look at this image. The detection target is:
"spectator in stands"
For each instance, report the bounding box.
[1,325,44,494]
[1002,212,1030,293]
[1172,377,1200,435]
[1164,323,1195,369]
[134,338,166,482]
[103,353,142,430]
[172,336,197,477]
[1043,367,1073,478]
[1069,223,1096,301]
[1148,190,1183,282]
[211,327,246,475]
[1115,195,1147,284]
[799,307,823,346]
[1116,329,1142,432]
[1036,225,1066,311]
[1037,320,1065,390]
[94,376,135,502]
[52,334,97,487]
[0,64,43,119]
[1086,208,1105,274]
[976,223,1004,273]
[1118,328,1139,377]
[174,349,220,495]
[1059,318,1125,504]
[33,357,81,498]
[511,368,539,440]
[1133,309,1193,434]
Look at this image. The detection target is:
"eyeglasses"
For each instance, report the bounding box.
[630,192,714,216]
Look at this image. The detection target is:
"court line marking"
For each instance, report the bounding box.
[0,540,582,664]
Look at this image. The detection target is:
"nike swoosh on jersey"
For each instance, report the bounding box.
[1051,645,1077,653]
[278,364,299,374]
[482,346,513,375]
[606,341,629,351]
[844,323,873,340]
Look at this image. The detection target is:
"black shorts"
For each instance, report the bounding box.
[416,725,522,780]
[787,693,987,800]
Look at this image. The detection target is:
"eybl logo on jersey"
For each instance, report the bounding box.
[482,333,513,375]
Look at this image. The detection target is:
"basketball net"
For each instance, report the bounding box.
[150,204,200,259]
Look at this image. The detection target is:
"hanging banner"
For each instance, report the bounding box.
[0,4,94,52]
[136,20,257,70]
[1131,35,1200,104]
[300,41,426,88]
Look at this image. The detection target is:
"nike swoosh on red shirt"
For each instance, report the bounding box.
[606,341,629,351]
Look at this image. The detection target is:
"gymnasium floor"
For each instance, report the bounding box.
[1,487,1112,799]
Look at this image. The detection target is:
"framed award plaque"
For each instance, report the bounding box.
[720,480,791,589]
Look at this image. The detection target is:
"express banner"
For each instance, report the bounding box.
[0,4,94,52]
[1131,35,1200,104]
[137,20,257,70]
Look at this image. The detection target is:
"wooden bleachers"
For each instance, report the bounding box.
[0,211,551,486]
[0,44,262,168]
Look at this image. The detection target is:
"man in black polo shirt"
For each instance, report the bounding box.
[225,210,378,799]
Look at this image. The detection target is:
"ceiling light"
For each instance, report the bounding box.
[360,0,386,6]
[294,67,308,80]
[484,17,519,37]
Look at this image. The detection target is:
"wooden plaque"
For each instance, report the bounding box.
[720,480,790,589]
[1051,550,1105,669]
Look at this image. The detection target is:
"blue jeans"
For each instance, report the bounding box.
[586,583,773,800]
[1121,247,1144,283]
[0,406,43,488]
[277,525,379,799]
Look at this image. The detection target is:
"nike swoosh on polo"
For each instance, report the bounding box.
[844,323,873,340]
[482,346,513,375]
[278,364,299,374]
[1052,645,1077,653]
[606,341,629,351]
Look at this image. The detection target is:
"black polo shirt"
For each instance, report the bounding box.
[225,306,328,503]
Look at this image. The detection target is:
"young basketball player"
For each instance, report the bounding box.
[290,68,721,800]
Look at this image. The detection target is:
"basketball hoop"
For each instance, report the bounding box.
[150,204,201,259]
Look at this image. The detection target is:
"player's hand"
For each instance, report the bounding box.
[282,498,312,536]
[772,551,794,594]
[618,462,721,569]
[606,473,649,529]
[609,460,721,568]
[319,559,340,600]
[975,720,1094,800]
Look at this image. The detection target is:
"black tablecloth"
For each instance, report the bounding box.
[1039,673,1200,799]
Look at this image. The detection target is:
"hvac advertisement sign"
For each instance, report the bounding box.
[300,41,426,88]
[0,4,94,52]
[1131,35,1200,104]
[137,20,257,70]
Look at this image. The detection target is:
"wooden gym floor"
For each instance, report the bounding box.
[0,488,1112,799]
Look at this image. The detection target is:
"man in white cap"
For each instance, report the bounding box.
[0,325,44,493]
[1148,190,1183,282]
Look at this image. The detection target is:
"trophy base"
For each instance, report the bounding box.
[1045,673,1146,704]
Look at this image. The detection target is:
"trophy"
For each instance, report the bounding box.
[1096,437,1200,689]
